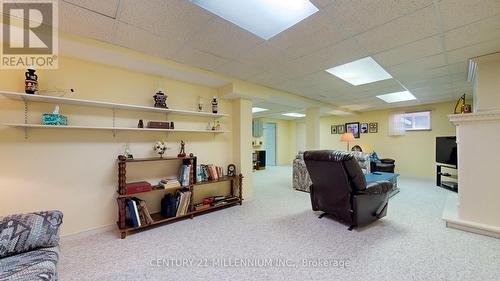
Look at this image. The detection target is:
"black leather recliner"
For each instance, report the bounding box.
[303,150,392,230]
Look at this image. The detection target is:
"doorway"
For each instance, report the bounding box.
[263,122,276,166]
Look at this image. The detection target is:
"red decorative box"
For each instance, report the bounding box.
[126,181,152,194]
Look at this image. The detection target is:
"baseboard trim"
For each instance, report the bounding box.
[61,224,115,241]
[442,193,500,239]
[446,221,500,239]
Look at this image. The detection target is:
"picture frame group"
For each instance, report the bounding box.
[331,122,378,136]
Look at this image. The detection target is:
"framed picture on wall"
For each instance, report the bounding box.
[369,122,378,133]
[345,122,360,138]
[360,123,368,134]
[331,125,338,134]
[337,125,345,134]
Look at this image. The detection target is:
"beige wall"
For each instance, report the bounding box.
[0,56,237,235]
[252,118,295,166]
[320,102,457,179]
[305,107,320,149]
[475,53,500,112]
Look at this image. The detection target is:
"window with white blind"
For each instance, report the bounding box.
[402,111,431,131]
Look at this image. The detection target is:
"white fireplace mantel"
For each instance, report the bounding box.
[444,110,500,238]
[449,110,500,124]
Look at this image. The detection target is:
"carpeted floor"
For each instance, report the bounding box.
[60,166,500,281]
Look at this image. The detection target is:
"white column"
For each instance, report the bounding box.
[232,98,253,200]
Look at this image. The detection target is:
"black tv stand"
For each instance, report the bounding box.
[436,164,458,192]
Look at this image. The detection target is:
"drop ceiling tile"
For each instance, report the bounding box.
[247,71,290,89]
[290,38,367,79]
[447,38,500,63]
[113,22,176,58]
[444,15,500,51]
[396,63,454,84]
[292,71,345,90]
[186,18,264,61]
[310,0,334,8]
[212,61,263,80]
[405,76,452,90]
[238,43,296,70]
[324,0,433,36]
[174,47,230,71]
[341,104,376,111]
[59,1,115,42]
[449,72,468,82]
[354,79,406,94]
[63,0,119,17]
[387,54,447,77]
[374,36,443,67]
[118,0,212,48]
[268,10,350,58]
[446,61,468,74]
[438,0,500,31]
[355,6,440,54]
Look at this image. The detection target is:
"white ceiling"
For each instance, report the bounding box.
[56,0,500,113]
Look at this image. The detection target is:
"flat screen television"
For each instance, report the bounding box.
[436,136,457,166]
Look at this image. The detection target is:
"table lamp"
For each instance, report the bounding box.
[340,132,355,151]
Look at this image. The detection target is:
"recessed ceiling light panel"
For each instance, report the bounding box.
[376,91,417,103]
[252,107,269,113]
[191,0,319,40]
[282,112,306,118]
[325,57,392,86]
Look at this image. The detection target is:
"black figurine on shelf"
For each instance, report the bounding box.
[138,119,144,128]
[25,67,38,94]
[178,140,186,157]
[211,97,218,114]
[170,121,174,129]
[153,90,168,108]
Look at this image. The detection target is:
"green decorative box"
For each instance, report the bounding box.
[42,113,68,126]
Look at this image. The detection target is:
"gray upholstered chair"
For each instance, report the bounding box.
[0,211,63,281]
[293,150,372,192]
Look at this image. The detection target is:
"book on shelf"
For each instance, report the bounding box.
[196,165,202,182]
[126,181,152,195]
[182,157,197,184]
[193,203,211,211]
[125,198,154,228]
[160,177,181,189]
[133,197,154,225]
[161,193,177,218]
[179,165,190,187]
[195,164,226,182]
[208,164,216,180]
[125,199,141,228]
[175,190,191,216]
[194,195,239,211]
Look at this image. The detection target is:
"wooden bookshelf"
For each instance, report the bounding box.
[116,155,243,238]
[119,199,242,235]
[117,177,234,198]
[124,156,195,163]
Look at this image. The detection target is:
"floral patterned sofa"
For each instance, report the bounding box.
[0,211,63,281]
[293,150,372,192]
